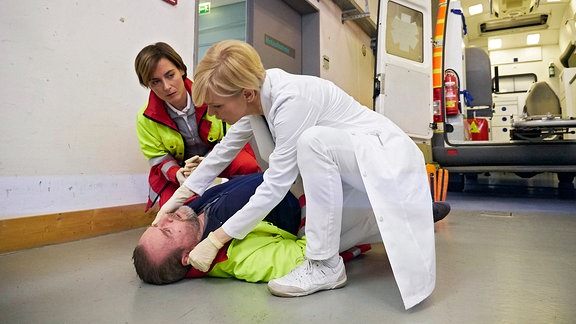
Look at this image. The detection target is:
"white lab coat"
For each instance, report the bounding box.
[184,68,435,309]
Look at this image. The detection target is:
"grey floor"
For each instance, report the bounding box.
[1,173,575,324]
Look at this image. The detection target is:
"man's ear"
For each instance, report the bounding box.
[181,251,191,266]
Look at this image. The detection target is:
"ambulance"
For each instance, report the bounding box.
[374,0,576,195]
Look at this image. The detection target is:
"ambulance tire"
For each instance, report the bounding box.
[448,173,465,192]
[557,172,575,200]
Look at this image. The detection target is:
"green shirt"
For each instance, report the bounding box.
[208,222,306,282]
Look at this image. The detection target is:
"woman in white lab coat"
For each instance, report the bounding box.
[158,40,435,309]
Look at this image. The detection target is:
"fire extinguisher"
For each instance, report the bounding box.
[444,70,459,115]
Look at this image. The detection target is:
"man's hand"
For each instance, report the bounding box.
[152,185,196,225]
[187,232,223,272]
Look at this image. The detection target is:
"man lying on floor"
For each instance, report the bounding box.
[132,173,450,285]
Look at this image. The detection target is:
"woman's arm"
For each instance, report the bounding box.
[220,94,322,240]
[184,116,254,195]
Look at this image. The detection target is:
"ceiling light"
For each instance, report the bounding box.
[488,38,502,49]
[526,33,540,45]
[469,4,483,16]
[481,14,548,33]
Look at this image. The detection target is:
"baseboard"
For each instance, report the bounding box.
[0,203,155,254]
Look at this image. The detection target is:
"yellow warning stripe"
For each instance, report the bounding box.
[432,1,447,89]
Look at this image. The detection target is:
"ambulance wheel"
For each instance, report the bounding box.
[557,172,575,199]
[448,173,465,192]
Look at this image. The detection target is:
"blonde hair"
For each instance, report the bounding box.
[192,40,266,105]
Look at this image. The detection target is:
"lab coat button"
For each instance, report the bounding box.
[362,171,367,177]
[378,216,384,222]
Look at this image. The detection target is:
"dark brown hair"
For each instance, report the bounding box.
[134,42,187,87]
[132,245,191,285]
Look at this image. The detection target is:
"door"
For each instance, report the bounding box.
[374,0,433,140]
[196,0,319,76]
[249,0,303,74]
[196,1,248,64]
[247,0,320,76]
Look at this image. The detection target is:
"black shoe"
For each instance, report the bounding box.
[433,202,451,223]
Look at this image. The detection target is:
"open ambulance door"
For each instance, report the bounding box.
[429,0,576,195]
[373,0,434,142]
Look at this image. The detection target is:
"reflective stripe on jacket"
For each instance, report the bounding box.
[136,78,226,209]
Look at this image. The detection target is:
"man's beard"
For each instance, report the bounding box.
[170,205,199,223]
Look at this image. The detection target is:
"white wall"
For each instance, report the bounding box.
[490,45,563,95]
[0,0,196,219]
[0,0,377,220]
[318,0,376,108]
[558,0,576,53]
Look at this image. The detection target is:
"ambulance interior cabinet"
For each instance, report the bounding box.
[491,97,517,142]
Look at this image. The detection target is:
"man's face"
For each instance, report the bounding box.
[139,206,201,266]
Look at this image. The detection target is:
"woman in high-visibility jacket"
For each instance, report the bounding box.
[134,42,260,210]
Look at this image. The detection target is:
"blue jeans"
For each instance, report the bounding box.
[187,173,301,236]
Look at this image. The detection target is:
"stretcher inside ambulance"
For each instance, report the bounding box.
[373,0,576,195]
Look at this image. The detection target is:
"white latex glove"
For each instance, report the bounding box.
[176,168,187,185]
[187,232,223,272]
[182,156,204,177]
[151,185,196,225]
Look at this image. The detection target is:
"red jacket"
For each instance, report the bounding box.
[137,79,260,210]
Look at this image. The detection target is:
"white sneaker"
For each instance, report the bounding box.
[267,257,347,297]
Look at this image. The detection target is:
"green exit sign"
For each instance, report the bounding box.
[199,2,211,15]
